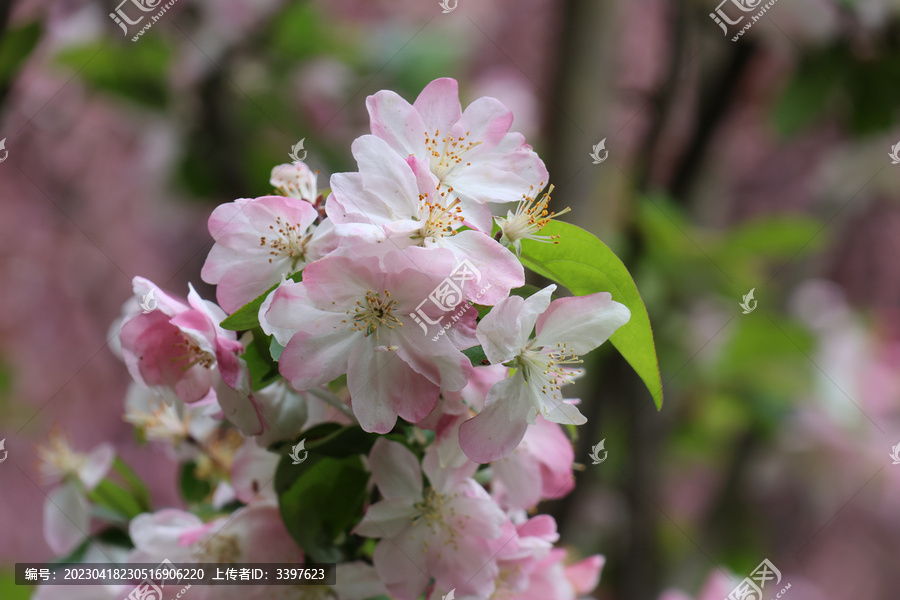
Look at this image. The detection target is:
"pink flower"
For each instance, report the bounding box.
[128,505,302,599]
[491,416,575,511]
[269,161,318,201]
[326,134,524,305]
[512,550,604,600]
[37,431,114,555]
[201,193,336,313]
[354,439,508,600]
[258,248,475,433]
[459,285,630,463]
[366,77,547,206]
[116,278,266,436]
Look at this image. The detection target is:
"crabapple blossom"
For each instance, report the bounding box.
[37,431,114,554]
[116,277,266,436]
[269,161,318,201]
[201,193,336,313]
[354,439,508,600]
[515,549,605,600]
[259,247,475,433]
[495,184,571,256]
[490,415,575,511]
[124,381,220,453]
[128,504,302,600]
[366,77,547,206]
[326,134,524,305]
[459,285,630,462]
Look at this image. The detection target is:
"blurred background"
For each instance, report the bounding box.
[1,0,900,598]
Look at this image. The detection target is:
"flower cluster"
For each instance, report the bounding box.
[36,78,631,600]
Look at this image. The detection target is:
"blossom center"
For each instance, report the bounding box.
[171,332,216,371]
[413,193,464,240]
[424,129,480,181]
[37,432,88,482]
[498,184,569,253]
[347,290,401,340]
[259,216,311,270]
[518,340,584,407]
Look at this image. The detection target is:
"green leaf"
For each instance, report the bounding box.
[111,457,151,512]
[220,272,302,331]
[519,221,663,409]
[463,345,490,366]
[87,480,144,521]
[54,38,171,109]
[179,462,212,504]
[243,328,281,391]
[276,454,369,562]
[0,22,42,85]
[0,570,30,600]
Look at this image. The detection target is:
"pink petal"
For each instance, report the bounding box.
[347,342,439,433]
[230,441,279,503]
[373,532,431,600]
[355,498,417,538]
[475,285,555,364]
[369,438,423,500]
[412,77,462,134]
[459,374,534,463]
[456,95,513,147]
[440,230,524,305]
[77,443,115,491]
[534,292,631,355]
[565,554,605,595]
[43,483,90,555]
[492,446,543,510]
[366,90,428,158]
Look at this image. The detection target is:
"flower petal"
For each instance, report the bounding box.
[369,438,423,501]
[534,292,631,355]
[459,374,534,463]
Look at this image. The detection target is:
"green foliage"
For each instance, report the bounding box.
[0,570,30,600]
[463,345,490,366]
[774,43,900,135]
[519,221,663,409]
[87,480,145,521]
[220,272,302,331]
[275,453,369,562]
[243,328,281,391]
[55,39,171,109]
[0,22,42,86]
[179,461,213,504]
[111,457,151,512]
